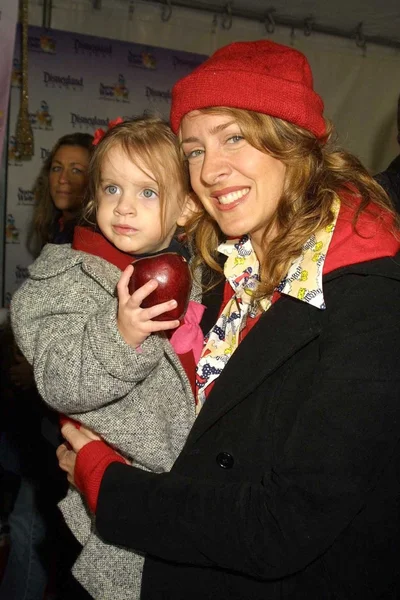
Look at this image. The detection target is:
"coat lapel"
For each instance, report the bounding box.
[186,294,322,447]
[81,255,120,296]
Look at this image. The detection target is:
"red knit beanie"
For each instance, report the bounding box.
[170,40,326,139]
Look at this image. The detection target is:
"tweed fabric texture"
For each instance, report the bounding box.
[170,40,326,139]
[11,243,199,599]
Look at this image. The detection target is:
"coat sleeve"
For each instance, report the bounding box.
[10,264,165,414]
[95,273,400,580]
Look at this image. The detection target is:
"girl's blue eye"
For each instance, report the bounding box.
[106,185,119,195]
[51,165,61,172]
[142,188,157,199]
[72,167,84,175]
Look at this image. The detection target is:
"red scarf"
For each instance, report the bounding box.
[323,200,399,274]
[72,226,135,270]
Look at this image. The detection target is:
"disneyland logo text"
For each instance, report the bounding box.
[70,113,109,128]
[17,188,35,204]
[99,75,129,102]
[44,71,84,89]
[41,147,51,160]
[99,83,114,97]
[145,87,171,102]
[74,39,112,56]
[173,56,203,70]
[29,36,42,51]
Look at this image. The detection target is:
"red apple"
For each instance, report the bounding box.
[128,252,192,321]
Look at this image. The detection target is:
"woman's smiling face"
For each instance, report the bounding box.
[180,110,286,258]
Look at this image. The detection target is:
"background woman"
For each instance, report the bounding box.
[58,40,400,599]
[1,131,93,599]
[28,131,93,256]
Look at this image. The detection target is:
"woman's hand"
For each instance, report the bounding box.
[56,423,101,487]
[117,264,180,348]
[57,424,129,511]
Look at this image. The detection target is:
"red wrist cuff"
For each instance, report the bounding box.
[75,441,126,513]
[59,413,82,430]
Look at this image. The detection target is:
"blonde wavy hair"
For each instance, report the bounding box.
[84,117,190,238]
[184,107,399,300]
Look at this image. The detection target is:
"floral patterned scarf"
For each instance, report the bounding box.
[195,199,340,411]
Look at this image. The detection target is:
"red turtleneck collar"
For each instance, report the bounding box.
[72,226,135,271]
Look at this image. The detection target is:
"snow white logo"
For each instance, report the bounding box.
[99,74,129,102]
[128,50,157,69]
[11,59,22,87]
[29,33,56,54]
[33,101,53,130]
[5,214,20,244]
[8,136,23,165]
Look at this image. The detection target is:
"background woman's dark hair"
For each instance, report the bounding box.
[27,132,94,256]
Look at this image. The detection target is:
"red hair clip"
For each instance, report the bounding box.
[92,116,124,146]
[92,128,106,146]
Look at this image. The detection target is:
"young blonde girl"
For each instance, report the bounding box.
[11,117,203,599]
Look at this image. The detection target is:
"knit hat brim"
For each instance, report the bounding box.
[170,41,326,139]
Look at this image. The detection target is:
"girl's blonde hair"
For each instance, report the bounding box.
[185,107,399,299]
[28,132,94,256]
[84,117,190,238]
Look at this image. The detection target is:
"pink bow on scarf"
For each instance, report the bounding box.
[169,301,206,363]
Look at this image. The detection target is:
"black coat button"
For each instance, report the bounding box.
[216,452,234,469]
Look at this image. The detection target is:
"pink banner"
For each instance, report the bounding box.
[0,1,19,160]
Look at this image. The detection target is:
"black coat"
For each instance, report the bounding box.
[375,154,400,212]
[97,255,400,599]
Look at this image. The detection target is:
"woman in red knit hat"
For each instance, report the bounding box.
[58,40,400,599]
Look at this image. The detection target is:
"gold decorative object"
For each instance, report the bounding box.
[16,0,34,159]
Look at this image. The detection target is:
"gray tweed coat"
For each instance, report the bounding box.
[11,243,199,599]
